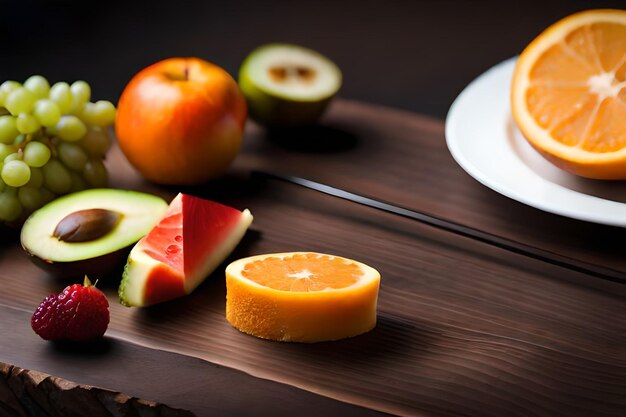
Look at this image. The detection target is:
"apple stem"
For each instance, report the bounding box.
[184,66,189,81]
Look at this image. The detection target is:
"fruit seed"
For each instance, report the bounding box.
[53,208,122,242]
[268,65,316,83]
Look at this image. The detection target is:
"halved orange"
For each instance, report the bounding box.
[225,252,380,342]
[511,9,626,179]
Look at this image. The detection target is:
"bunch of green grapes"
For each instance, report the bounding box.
[0,75,115,223]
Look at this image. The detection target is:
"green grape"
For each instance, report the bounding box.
[0,81,21,106]
[39,187,56,205]
[23,75,50,100]
[78,102,98,126]
[17,186,42,212]
[78,102,93,123]
[2,185,16,196]
[42,159,71,194]
[69,172,87,192]
[58,142,87,171]
[23,141,51,167]
[13,134,26,146]
[0,116,19,144]
[0,144,14,161]
[70,80,91,112]
[5,88,36,115]
[83,158,107,187]
[49,82,73,113]
[0,81,20,94]
[0,177,4,193]
[26,167,43,188]
[33,99,61,127]
[71,80,91,102]
[16,113,41,134]
[81,101,116,127]
[2,159,31,187]
[95,100,116,126]
[78,127,111,156]
[0,189,22,221]
[55,115,87,141]
[4,152,21,163]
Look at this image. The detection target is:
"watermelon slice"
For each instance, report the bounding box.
[118,193,253,307]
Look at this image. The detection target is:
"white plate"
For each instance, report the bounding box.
[445,57,626,227]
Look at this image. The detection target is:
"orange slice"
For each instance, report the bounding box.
[511,9,626,179]
[225,252,380,342]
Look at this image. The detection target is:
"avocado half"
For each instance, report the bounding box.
[20,188,168,278]
[239,43,342,127]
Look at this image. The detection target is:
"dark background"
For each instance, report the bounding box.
[2,0,625,119]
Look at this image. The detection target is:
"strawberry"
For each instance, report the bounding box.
[31,276,110,342]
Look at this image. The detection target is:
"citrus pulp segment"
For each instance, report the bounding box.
[225,252,381,342]
[511,9,626,179]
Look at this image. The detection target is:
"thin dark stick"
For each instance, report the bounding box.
[252,170,626,285]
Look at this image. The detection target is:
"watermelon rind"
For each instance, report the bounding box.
[118,197,253,307]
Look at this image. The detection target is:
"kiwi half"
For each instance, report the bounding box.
[239,43,342,127]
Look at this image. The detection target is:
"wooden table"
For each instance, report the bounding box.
[1,100,624,417]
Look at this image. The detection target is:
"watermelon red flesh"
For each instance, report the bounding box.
[142,194,247,277]
[183,195,247,276]
[119,193,253,307]
[143,194,184,273]
[143,262,185,306]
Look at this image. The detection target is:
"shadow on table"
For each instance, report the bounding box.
[47,337,115,357]
[263,124,359,153]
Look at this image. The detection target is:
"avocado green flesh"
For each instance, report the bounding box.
[21,189,168,264]
[239,43,342,127]
[240,76,333,126]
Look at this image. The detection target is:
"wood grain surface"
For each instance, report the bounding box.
[1,100,625,416]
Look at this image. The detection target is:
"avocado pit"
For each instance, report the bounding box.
[53,208,122,243]
[20,189,169,279]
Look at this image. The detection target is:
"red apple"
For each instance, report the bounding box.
[115,57,247,185]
